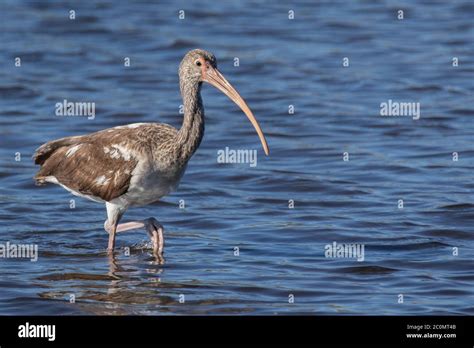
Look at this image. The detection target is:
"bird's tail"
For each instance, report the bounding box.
[34,175,48,186]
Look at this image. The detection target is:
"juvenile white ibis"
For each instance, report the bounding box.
[33,49,269,259]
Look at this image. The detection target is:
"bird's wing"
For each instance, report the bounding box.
[33,125,152,202]
[33,134,85,165]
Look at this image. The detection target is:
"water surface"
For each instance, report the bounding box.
[0,0,473,315]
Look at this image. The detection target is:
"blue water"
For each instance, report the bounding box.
[0,0,473,315]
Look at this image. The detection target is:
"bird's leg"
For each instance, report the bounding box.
[107,224,117,254]
[104,202,127,255]
[144,218,164,256]
[106,218,165,257]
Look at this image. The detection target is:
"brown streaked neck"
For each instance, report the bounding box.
[176,79,205,161]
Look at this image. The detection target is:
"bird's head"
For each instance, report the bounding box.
[180,49,269,156]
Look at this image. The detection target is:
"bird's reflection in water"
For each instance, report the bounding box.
[36,246,173,315]
[106,249,165,297]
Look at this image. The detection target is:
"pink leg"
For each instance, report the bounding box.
[105,202,126,255]
[116,221,145,232]
[107,224,116,253]
[104,217,165,258]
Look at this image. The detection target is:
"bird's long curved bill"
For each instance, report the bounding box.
[204,67,270,156]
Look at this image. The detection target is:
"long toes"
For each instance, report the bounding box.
[143,218,164,255]
[150,230,164,254]
[149,230,158,244]
[153,253,165,265]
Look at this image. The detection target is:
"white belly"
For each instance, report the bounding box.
[118,162,187,206]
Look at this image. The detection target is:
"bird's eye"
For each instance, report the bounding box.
[195,60,202,66]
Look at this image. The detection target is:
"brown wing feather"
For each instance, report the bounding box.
[33,123,179,202]
[34,129,142,202]
[33,135,84,165]
[35,143,136,201]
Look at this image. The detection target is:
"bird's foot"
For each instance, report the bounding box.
[144,218,165,262]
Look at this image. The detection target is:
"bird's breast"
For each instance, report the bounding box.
[123,160,187,206]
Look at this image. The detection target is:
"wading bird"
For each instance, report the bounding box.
[33,49,269,259]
